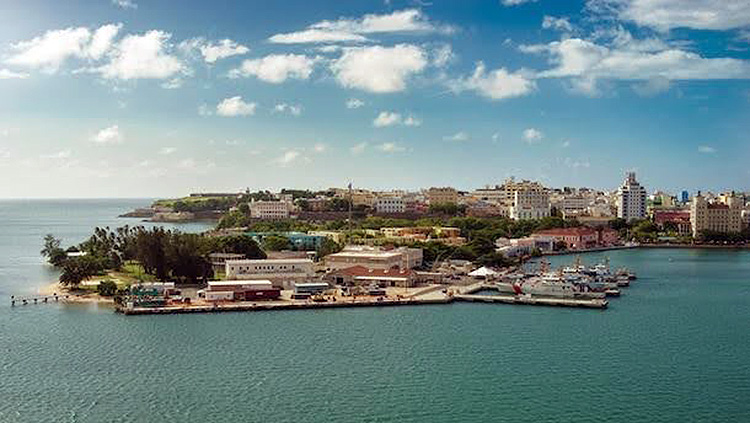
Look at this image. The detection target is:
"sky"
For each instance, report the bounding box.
[0,0,749,198]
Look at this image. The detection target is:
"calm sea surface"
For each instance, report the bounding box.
[1,200,750,422]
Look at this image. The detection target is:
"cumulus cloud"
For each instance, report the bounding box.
[229,54,317,83]
[632,76,671,96]
[588,0,750,31]
[377,142,406,153]
[93,30,184,80]
[698,145,716,154]
[542,16,574,32]
[275,150,302,166]
[181,38,249,63]
[523,128,543,144]
[522,37,750,83]
[453,62,536,100]
[313,143,326,153]
[112,0,137,9]
[216,96,257,117]
[351,142,368,155]
[432,44,455,67]
[5,24,122,72]
[0,69,28,79]
[372,111,421,127]
[346,98,365,109]
[274,103,302,116]
[444,131,469,142]
[331,44,428,93]
[373,111,402,127]
[91,125,123,144]
[269,9,451,44]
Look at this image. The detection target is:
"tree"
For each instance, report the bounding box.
[59,256,102,287]
[41,234,67,267]
[97,280,118,296]
[212,235,266,259]
[316,238,342,259]
[262,235,292,251]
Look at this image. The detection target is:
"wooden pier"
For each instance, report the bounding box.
[10,293,69,306]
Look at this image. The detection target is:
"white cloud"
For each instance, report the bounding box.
[5,24,122,72]
[88,24,122,60]
[562,140,571,148]
[112,0,137,9]
[313,143,327,153]
[563,157,591,168]
[444,131,469,142]
[159,147,177,155]
[91,125,123,144]
[542,16,574,32]
[632,76,671,96]
[331,44,428,93]
[274,103,302,116]
[216,96,256,117]
[181,38,249,63]
[270,29,368,44]
[454,62,536,100]
[404,115,422,126]
[0,69,29,79]
[492,132,501,143]
[373,111,402,127]
[373,111,421,127]
[432,44,455,67]
[275,150,302,166]
[698,145,716,154]
[94,30,184,80]
[229,54,316,83]
[198,104,213,116]
[501,0,538,5]
[346,98,365,109]
[377,142,406,153]
[351,142,368,155]
[589,0,750,31]
[523,128,543,144]
[524,37,750,82]
[42,150,72,160]
[268,9,450,44]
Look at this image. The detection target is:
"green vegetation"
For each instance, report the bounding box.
[97,280,118,296]
[261,235,293,251]
[41,227,266,287]
[154,196,237,213]
[428,202,467,215]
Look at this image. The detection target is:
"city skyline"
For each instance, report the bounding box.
[1,0,750,198]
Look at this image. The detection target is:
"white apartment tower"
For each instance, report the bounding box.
[617,172,647,221]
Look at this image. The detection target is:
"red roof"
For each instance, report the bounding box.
[533,227,598,237]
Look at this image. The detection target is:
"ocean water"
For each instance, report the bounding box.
[2,200,750,422]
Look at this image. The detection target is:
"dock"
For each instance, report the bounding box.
[10,293,69,306]
[454,294,608,309]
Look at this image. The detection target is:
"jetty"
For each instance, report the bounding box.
[10,293,69,306]
[454,293,608,309]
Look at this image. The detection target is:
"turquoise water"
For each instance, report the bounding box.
[2,201,750,422]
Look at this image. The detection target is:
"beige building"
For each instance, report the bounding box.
[510,186,551,220]
[225,259,315,289]
[426,187,458,205]
[325,246,423,271]
[249,200,292,219]
[690,192,743,237]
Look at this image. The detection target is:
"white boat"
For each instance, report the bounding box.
[512,275,606,299]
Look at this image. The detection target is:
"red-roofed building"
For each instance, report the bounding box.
[653,209,691,235]
[531,226,620,250]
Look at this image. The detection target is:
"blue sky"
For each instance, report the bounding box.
[0,0,749,198]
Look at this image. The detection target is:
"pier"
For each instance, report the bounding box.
[10,293,69,306]
[454,294,608,309]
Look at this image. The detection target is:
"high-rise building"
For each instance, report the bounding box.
[681,191,689,204]
[616,172,647,221]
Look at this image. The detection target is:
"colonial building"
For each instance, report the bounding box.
[510,186,551,220]
[425,187,458,205]
[249,200,293,219]
[690,192,743,237]
[617,172,647,221]
[374,196,405,214]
